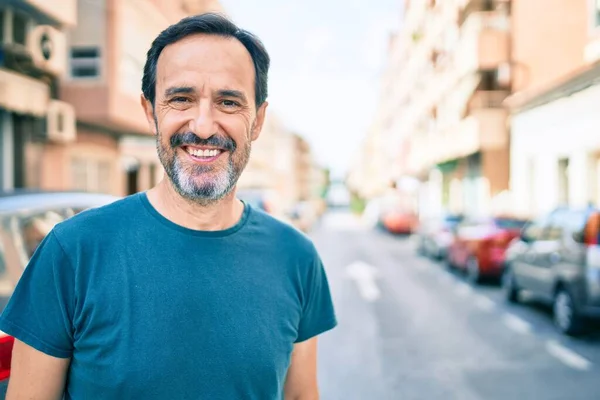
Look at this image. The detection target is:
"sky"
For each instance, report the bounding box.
[220,0,403,178]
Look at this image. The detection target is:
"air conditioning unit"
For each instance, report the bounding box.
[26,25,67,76]
[47,100,76,143]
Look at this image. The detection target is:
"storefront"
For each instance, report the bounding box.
[510,63,600,218]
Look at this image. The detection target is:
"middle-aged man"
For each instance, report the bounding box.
[0,13,337,400]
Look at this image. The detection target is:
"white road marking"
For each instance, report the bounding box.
[474,295,497,312]
[455,282,473,297]
[345,261,381,302]
[546,340,593,371]
[502,313,533,335]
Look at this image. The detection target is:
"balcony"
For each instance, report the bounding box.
[455,11,510,76]
[407,107,508,174]
[23,0,77,26]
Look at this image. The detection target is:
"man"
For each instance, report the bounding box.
[0,13,337,399]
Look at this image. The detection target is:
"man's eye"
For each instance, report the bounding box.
[221,100,240,107]
[172,97,190,103]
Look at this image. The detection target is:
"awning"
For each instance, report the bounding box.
[0,68,50,117]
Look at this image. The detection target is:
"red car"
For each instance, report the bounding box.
[446,217,529,283]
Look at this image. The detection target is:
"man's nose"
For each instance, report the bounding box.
[191,100,217,139]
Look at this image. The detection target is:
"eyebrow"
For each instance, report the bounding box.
[164,86,196,97]
[217,89,248,103]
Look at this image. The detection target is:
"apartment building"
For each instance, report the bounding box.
[399,0,512,218]
[0,0,77,191]
[508,0,600,217]
[238,113,325,215]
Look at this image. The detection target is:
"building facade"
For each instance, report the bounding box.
[0,0,77,191]
[508,0,600,218]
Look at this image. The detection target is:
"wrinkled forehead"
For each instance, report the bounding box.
[156,34,256,100]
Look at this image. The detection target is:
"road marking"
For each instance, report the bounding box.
[546,340,592,371]
[345,261,381,302]
[474,295,497,312]
[455,282,473,297]
[502,313,533,335]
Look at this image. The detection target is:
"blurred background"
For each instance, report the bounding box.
[2,0,600,398]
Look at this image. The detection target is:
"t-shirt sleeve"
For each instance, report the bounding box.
[295,255,337,343]
[0,230,75,358]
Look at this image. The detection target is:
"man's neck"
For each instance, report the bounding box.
[145,179,245,231]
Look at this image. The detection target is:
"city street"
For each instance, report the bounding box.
[313,211,600,400]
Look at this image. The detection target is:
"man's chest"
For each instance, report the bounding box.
[70,256,302,393]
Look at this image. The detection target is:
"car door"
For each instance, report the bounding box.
[528,210,569,300]
[511,215,550,292]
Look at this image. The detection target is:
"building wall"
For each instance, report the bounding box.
[511,83,600,217]
[511,0,589,94]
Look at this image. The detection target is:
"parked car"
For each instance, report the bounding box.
[503,207,600,336]
[381,208,418,235]
[415,214,464,260]
[0,191,119,392]
[446,216,528,283]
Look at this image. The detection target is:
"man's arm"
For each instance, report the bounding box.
[284,337,319,400]
[6,339,70,400]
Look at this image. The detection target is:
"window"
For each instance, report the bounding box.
[70,47,101,78]
[98,161,112,194]
[71,158,113,194]
[12,11,27,46]
[0,9,5,44]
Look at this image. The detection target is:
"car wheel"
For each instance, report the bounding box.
[553,287,585,336]
[466,257,481,284]
[502,265,520,303]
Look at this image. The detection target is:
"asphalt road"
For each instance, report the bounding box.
[313,211,600,400]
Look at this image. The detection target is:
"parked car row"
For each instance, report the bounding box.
[415,207,600,336]
[0,190,120,391]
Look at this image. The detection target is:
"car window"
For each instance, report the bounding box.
[544,209,569,241]
[494,218,528,230]
[522,216,549,242]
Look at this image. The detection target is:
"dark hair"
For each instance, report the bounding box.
[142,13,270,108]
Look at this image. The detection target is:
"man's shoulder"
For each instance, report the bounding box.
[53,193,142,242]
[247,207,318,258]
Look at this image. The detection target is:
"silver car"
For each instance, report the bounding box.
[503,207,600,336]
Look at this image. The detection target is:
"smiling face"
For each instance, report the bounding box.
[142,34,268,205]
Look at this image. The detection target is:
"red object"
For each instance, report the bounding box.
[448,222,523,278]
[0,334,14,381]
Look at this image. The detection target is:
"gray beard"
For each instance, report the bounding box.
[156,133,251,206]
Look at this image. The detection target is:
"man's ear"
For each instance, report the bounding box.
[141,95,157,135]
[250,101,269,141]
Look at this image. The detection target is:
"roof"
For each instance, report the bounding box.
[506,59,600,115]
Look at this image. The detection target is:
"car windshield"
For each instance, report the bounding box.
[494,218,528,230]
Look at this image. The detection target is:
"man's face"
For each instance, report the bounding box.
[142,34,267,205]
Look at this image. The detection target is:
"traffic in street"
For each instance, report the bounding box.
[314,211,600,400]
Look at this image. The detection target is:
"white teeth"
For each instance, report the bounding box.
[188,148,220,158]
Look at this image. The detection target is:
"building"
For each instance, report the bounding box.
[400,0,512,218]
[507,0,600,217]
[1,0,225,196]
[238,113,325,216]
[0,0,77,191]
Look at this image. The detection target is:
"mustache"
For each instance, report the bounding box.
[170,132,236,152]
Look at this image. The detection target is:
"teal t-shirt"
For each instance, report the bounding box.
[0,192,337,399]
